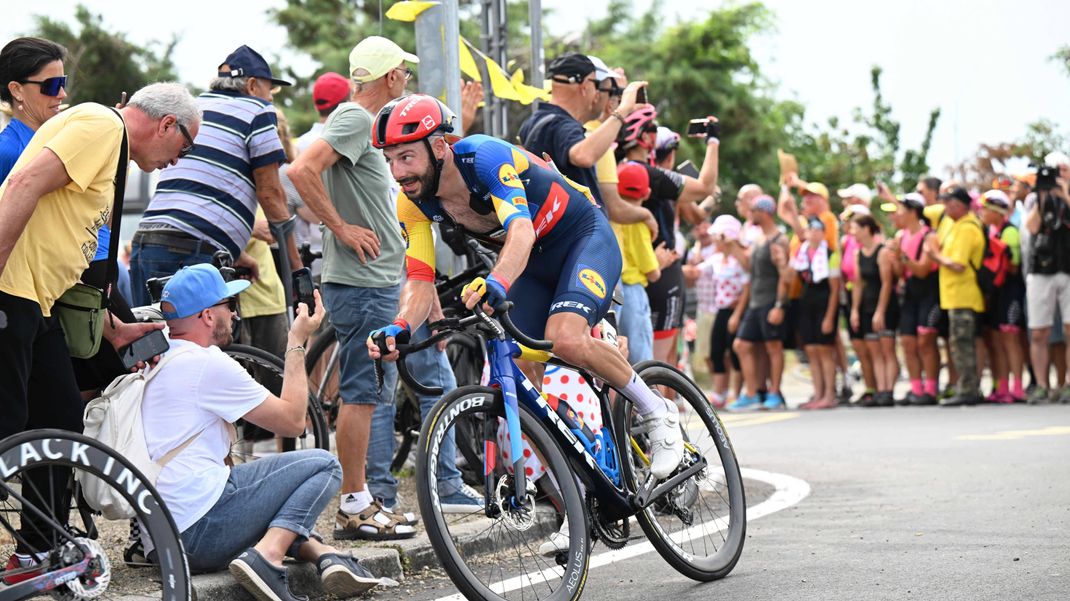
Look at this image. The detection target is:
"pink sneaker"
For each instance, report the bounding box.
[994,393,1016,404]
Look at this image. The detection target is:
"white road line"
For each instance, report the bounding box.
[430,467,811,601]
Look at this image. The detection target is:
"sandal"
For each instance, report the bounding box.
[333,501,417,541]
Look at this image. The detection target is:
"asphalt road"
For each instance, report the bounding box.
[397,404,1070,601]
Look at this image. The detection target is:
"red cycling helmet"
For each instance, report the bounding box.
[617,106,658,152]
[372,94,458,148]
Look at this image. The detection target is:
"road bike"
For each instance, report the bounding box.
[391,302,746,601]
[0,429,190,600]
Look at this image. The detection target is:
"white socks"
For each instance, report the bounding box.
[340,488,374,515]
[622,372,668,416]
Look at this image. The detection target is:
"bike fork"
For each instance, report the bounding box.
[489,338,529,509]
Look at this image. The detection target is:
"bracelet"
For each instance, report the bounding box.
[609,111,626,125]
[285,345,306,355]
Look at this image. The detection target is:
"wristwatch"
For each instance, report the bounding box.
[774,300,786,309]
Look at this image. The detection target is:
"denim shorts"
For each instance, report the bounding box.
[321,282,400,405]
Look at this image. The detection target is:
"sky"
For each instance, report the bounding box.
[4,0,1070,179]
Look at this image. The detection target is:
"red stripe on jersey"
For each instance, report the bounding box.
[406,256,435,282]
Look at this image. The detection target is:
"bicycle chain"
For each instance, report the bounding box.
[586,495,629,549]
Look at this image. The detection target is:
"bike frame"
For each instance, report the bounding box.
[484,338,635,520]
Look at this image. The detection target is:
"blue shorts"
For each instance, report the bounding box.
[321,283,400,406]
[508,216,622,339]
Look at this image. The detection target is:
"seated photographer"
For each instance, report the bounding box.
[142,264,378,601]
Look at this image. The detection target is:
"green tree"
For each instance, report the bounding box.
[31,5,179,105]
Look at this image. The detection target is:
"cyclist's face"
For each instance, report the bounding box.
[385,141,436,201]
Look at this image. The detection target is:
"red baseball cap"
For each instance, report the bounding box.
[313,72,350,112]
[617,161,650,199]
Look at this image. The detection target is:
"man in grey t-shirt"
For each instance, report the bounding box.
[288,36,414,540]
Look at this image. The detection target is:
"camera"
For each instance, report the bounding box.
[686,117,720,140]
[1037,165,1059,192]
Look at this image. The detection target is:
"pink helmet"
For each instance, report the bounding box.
[617,106,657,151]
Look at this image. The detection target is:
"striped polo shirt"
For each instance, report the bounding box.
[140,90,286,259]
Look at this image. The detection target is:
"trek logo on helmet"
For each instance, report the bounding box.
[421,115,436,130]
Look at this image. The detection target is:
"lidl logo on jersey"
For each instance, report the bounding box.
[578,268,607,299]
[498,164,523,190]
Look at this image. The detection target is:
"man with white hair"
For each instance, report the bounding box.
[129,45,300,307]
[0,80,201,578]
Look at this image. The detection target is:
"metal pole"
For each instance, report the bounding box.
[415,0,464,134]
[529,0,543,114]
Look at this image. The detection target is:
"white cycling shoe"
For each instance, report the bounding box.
[636,398,685,480]
[538,518,570,557]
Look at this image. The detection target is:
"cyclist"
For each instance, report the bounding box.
[364,94,684,483]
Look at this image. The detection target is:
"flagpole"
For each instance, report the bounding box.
[529,0,542,114]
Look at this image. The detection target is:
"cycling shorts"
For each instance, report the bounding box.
[647,260,685,335]
[985,276,1025,330]
[737,303,783,343]
[508,214,622,339]
[799,282,835,346]
[859,302,899,340]
[899,292,941,336]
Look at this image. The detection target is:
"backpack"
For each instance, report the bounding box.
[971,221,1012,297]
[78,346,201,520]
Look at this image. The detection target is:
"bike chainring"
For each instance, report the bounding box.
[586,495,629,549]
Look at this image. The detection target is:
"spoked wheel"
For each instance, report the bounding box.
[223,345,330,460]
[304,326,341,431]
[0,429,191,600]
[416,386,590,601]
[618,360,746,581]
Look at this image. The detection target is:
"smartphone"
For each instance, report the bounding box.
[292,268,316,315]
[119,330,170,371]
[676,159,700,178]
[635,86,647,105]
[687,118,708,138]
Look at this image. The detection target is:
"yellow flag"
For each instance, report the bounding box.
[458,39,482,82]
[385,1,439,22]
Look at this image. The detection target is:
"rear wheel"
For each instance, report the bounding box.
[223,344,330,458]
[0,429,191,600]
[416,386,590,601]
[619,361,746,581]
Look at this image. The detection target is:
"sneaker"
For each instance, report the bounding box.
[727,394,761,411]
[1027,387,1050,405]
[1057,386,1070,404]
[911,393,938,406]
[229,548,306,601]
[538,519,570,558]
[896,392,916,407]
[3,553,43,585]
[875,391,894,407]
[376,497,419,526]
[317,552,379,597]
[438,483,486,514]
[939,393,982,407]
[761,392,785,410]
[636,398,684,480]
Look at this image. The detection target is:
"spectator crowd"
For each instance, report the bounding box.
[2,28,1069,601]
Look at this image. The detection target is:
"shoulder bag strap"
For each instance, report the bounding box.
[104,108,129,311]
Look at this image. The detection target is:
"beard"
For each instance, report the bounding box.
[399,167,439,203]
[212,314,234,347]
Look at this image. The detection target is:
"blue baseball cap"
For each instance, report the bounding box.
[218,45,292,87]
[160,264,250,320]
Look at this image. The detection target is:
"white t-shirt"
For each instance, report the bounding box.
[141,339,270,532]
[295,122,324,155]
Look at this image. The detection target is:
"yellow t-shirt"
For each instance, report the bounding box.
[923,203,945,229]
[584,120,618,185]
[238,208,286,317]
[0,103,124,315]
[613,222,658,286]
[938,212,985,313]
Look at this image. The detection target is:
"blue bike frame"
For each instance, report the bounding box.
[485,338,634,519]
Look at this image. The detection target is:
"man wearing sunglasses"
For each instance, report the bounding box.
[0,81,201,578]
[130,45,302,308]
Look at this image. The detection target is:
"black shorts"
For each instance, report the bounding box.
[858,303,899,340]
[799,283,836,346]
[782,298,802,350]
[984,277,1025,330]
[843,303,862,340]
[647,260,685,333]
[899,293,941,336]
[737,303,783,343]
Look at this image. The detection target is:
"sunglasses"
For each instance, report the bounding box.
[19,75,67,97]
[176,121,195,158]
[210,297,239,313]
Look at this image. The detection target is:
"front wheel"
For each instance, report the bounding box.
[619,361,746,581]
[416,385,590,601]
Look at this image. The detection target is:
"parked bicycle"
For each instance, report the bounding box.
[392,301,746,601]
[0,429,190,600]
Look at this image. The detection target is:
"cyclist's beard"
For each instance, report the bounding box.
[399,169,438,202]
[213,316,234,347]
